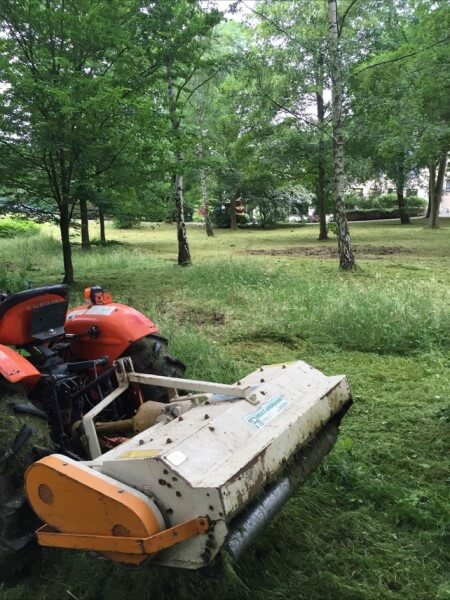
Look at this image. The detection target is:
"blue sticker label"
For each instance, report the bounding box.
[244,395,289,430]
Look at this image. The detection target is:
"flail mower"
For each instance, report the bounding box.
[0,284,351,577]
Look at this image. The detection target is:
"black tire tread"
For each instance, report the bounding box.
[123,335,186,402]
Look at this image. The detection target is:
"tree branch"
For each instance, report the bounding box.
[354,36,449,73]
[338,0,359,37]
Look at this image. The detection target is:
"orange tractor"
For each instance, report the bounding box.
[0,285,351,576]
[0,284,185,575]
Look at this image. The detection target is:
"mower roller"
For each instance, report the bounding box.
[0,284,351,576]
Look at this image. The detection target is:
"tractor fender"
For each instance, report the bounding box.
[0,345,41,389]
[65,303,159,363]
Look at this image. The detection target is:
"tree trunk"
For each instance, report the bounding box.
[59,204,74,285]
[99,208,106,244]
[200,166,214,237]
[327,0,355,270]
[79,197,90,250]
[430,154,447,229]
[230,197,237,230]
[426,162,436,219]
[316,88,328,241]
[174,166,191,265]
[396,184,410,225]
[167,63,191,266]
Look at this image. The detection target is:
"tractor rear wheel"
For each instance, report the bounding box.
[123,335,186,402]
[0,474,40,579]
[0,391,52,579]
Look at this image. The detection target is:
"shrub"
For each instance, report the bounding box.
[372,193,398,209]
[406,196,427,211]
[113,215,141,229]
[0,217,40,238]
[344,192,362,210]
[211,202,231,228]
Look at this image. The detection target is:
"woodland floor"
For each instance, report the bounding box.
[1,218,449,600]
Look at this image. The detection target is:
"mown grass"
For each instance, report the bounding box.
[0,219,449,600]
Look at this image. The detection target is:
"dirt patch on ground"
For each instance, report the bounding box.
[156,302,226,326]
[245,245,412,258]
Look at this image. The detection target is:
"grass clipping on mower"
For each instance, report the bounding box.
[0,394,52,484]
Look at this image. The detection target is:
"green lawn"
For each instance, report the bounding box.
[1,218,449,600]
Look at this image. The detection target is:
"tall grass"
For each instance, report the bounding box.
[0,216,40,238]
[0,229,448,600]
[148,260,449,355]
[0,235,447,355]
[0,235,60,291]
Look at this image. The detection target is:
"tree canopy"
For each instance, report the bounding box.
[0,0,447,281]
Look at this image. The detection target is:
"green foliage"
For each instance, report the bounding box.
[211,202,231,228]
[0,217,40,238]
[344,192,363,210]
[0,235,59,291]
[344,194,427,217]
[372,193,401,208]
[371,194,427,211]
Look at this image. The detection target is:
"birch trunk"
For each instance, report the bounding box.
[174,158,191,265]
[327,0,355,270]
[200,166,214,237]
[316,87,328,240]
[430,154,447,229]
[167,64,191,265]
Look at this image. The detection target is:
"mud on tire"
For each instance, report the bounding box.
[0,474,40,580]
[123,335,186,402]
[0,392,52,580]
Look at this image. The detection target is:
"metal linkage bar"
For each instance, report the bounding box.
[83,358,256,460]
[127,372,252,400]
[82,360,132,459]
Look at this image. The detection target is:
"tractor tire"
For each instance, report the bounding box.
[0,390,52,579]
[123,335,186,402]
[0,474,40,580]
[0,391,52,487]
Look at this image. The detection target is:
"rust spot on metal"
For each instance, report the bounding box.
[204,414,209,420]
[166,438,172,444]
[176,491,182,497]
[178,416,183,421]
[209,426,215,432]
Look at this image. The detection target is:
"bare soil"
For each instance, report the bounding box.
[245,244,412,258]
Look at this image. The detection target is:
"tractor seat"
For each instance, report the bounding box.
[0,285,69,319]
[0,285,70,345]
